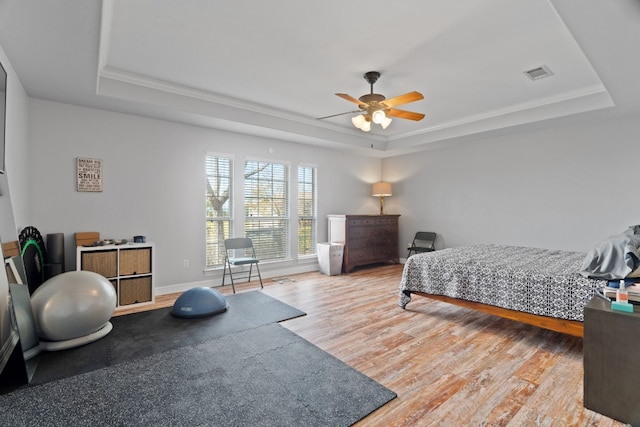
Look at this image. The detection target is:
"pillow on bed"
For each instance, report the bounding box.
[579,229,640,280]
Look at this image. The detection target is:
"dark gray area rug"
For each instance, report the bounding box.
[30,290,306,385]
[1,291,396,426]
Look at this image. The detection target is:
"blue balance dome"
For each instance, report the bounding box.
[171,287,228,318]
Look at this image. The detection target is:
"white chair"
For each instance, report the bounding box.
[222,238,263,293]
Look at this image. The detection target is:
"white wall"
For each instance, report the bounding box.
[385,112,640,254]
[1,45,30,231]
[27,99,381,293]
[0,45,29,349]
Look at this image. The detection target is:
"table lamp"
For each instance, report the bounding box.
[372,182,392,215]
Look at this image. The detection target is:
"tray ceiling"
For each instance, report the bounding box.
[1,0,631,156]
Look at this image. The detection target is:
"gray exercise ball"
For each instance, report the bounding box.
[31,271,117,342]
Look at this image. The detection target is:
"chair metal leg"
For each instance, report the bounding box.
[228,265,236,294]
[222,260,236,294]
[222,260,227,286]
[246,264,261,289]
[223,259,236,294]
[246,263,263,289]
[255,263,263,289]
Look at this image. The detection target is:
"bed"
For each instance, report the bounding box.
[398,244,608,337]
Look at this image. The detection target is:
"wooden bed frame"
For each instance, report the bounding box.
[404,291,584,337]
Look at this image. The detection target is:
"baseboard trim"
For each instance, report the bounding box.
[156,262,320,296]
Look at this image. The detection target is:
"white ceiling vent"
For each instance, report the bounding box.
[524,65,553,81]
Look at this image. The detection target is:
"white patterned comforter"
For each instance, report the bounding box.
[399,244,606,322]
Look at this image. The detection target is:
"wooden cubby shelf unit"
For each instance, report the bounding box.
[76,243,155,310]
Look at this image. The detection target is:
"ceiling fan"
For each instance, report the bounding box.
[318,71,425,131]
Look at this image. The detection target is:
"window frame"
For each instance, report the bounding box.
[205,152,234,268]
[297,164,317,258]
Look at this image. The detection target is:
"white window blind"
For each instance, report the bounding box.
[244,160,289,261]
[298,165,317,256]
[205,154,233,267]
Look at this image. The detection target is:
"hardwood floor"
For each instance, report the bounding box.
[117,264,624,426]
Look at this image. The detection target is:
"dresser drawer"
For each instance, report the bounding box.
[349,227,368,238]
[348,248,374,263]
[375,235,397,246]
[383,225,398,235]
[375,217,398,226]
[375,246,398,258]
[349,238,375,250]
[348,218,377,227]
[349,227,381,239]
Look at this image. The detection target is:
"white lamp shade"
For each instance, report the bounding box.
[380,116,392,129]
[380,117,391,129]
[352,114,366,128]
[372,109,386,124]
[372,182,392,196]
[352,114,373,131]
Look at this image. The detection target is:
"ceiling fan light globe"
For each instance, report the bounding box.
[352,114,366,129]
[361,121,371,132]
[372,109,386,124]
[380,116,392,129]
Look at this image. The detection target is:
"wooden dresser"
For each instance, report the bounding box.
[328,214,400,273]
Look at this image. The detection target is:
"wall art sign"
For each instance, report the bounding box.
[76,157,103,192]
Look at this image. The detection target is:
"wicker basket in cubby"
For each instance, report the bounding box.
[119,248,151,276]
[119,277,152,305]
[81,250,117,278]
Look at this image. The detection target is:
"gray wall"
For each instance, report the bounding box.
[1,45,30,234]
[0,44,29,349]
[27,99,381,293]
[385,112,640,254]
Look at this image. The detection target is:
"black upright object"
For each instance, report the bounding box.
[584,296,640,426]
[45,233,64,280]
[0,338,29,393]
[0,298,29,393]
[21,244,44,294]
[18,226,47,294]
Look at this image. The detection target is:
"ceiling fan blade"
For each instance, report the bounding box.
[380,91,424,108]
[387,108,425,121]
[335,93,368,108]
[316,110,361,120]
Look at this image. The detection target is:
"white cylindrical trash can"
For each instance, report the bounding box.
[317,243,344,276]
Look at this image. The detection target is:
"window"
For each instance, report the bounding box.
[205,156,313,268]
[205,154,233,267]
[244,160,289,261]
[298,165,317,256]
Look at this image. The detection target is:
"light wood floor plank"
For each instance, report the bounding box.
[118,264,624,426]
